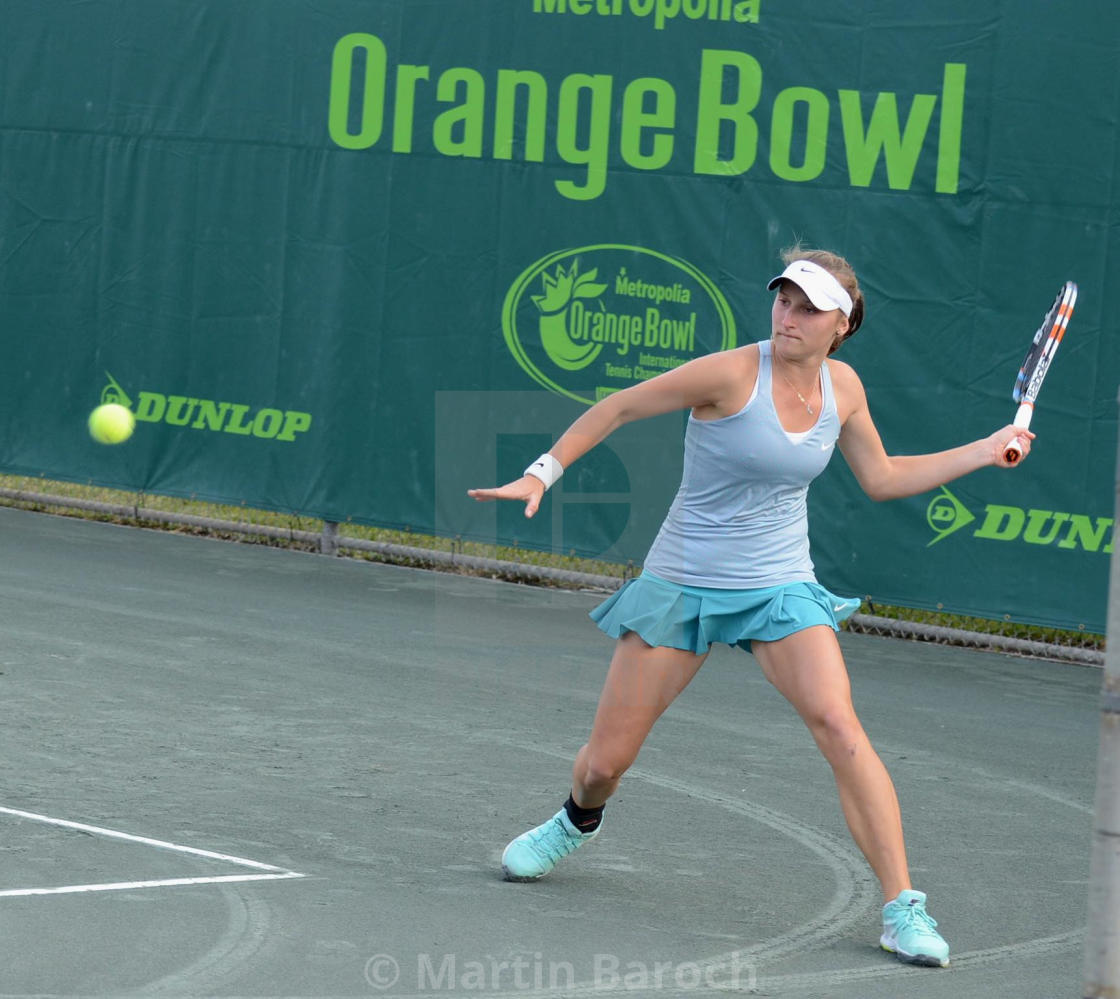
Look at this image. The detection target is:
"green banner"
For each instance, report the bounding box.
[0,1,1115,632]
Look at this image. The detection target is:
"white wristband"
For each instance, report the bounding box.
[523,453,564,490]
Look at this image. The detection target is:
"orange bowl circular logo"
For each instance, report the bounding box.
[502,245,737,405]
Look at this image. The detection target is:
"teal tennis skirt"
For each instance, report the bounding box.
[589,570,861,653]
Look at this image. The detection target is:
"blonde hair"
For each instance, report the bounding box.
[781,245,864,352]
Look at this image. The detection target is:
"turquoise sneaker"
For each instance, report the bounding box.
[501,808,599,882]
[880,890,950,967]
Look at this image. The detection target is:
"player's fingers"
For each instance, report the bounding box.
[468,476,545,510]
[468,486,522,502]
[997,427,1034,454]
[469,480,543,503]
[1000,432,1032,466]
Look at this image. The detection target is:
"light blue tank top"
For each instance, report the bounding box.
[643,339,841,588]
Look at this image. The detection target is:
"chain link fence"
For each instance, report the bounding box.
[0,480,1104,668]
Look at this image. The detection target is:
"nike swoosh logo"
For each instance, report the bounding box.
[834,604,849,613]
[821,441,834,450]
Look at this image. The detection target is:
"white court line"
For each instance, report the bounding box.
[0,805,306,897]
[0,872,305,898]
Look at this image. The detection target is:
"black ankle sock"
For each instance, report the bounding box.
[564,793,604,832]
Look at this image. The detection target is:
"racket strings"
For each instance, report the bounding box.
[1012,283,1077,405]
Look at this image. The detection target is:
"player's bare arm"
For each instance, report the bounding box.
[548,346,754,466]
[833,362,1034,502]
[468,347,754,515]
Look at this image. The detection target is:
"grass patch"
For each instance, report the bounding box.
[0,474,635,583]
[0,473,1102,652]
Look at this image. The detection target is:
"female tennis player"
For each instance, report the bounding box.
[468,248,1032,969]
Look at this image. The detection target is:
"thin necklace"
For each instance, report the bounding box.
[775,356,816,415]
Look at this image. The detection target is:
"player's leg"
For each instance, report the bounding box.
[502,632,707,881]
[752,625,907,894]
[751,625,949,967]
[571,631,708,807]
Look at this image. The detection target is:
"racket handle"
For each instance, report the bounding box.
[1004,403,1033,464]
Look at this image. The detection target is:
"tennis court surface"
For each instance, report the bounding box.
[0,505,1100,998]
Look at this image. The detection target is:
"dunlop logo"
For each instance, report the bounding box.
[100,373,313,443]
[927,486,1113,554]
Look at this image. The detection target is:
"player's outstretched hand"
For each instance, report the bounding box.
[468,476,547,518]
[988,425,1035,467]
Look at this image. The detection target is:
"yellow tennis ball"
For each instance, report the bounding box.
[88,403,136,444]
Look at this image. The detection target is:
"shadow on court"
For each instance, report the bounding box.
[0,505,1099,998]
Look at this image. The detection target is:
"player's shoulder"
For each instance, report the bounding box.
[825,356,868,421]
[731,341,761,368]
[714,341,759,361]
[727,342,761,385]
[684,344,759,420]
[825,356,865,393]
[692,342,758,377]
[724,341,761,372]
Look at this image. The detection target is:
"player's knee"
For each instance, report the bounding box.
[805,706,865,761]
[577,751,631,790]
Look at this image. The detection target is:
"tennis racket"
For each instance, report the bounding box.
[1004,280,1077,464]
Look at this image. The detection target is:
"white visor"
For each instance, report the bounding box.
[767,260,853,317]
